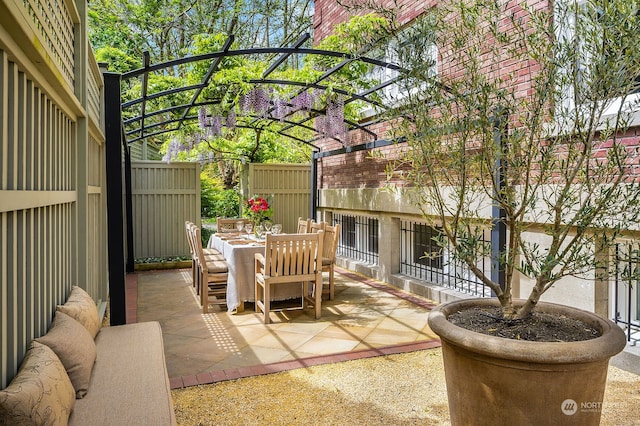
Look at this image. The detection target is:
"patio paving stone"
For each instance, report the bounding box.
[131,266,441,388]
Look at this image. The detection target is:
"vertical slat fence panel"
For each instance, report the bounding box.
[248,164,311,234]
[131,161,200,259]
[0,0,106,388]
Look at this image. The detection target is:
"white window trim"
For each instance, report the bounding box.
[551,0,640,135]
[360,35,438,119]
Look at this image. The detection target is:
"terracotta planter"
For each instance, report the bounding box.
[428,298,627,425]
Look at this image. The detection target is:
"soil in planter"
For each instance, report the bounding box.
[448,306,601,342]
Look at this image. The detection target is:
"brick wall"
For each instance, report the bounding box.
[313,0,640,190]
[313,0,432,42]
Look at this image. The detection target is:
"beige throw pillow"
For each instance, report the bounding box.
[56,285,101,339]
[0,341,75,425]
[36,311,97,398]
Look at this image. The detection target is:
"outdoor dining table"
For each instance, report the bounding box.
[208,233,303,313]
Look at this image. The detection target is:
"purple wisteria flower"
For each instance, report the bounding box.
[226,109,236,130]
[198,107,207,128]
[272,98,290,121]
[208,115,223,137]
[292,91,315,111]
[316,98,347,138]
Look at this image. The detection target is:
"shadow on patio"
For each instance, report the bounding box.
[127,266,442,389]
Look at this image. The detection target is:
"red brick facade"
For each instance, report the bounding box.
[313,0,432,42]
[313,0,640,191]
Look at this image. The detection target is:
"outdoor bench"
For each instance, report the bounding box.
[0,286,176,425]
[68,321,176,425]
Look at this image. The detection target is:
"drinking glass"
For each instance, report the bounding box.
[235,220,245,233]
[256,224,265,240]
[263,220,272,233]
[244,222,253,237]
[272,224,282,235]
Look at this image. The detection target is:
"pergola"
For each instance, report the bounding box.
[102,34,411,324]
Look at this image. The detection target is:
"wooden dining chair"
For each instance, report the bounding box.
[321,223,341,300]
[186,222,225,293]
[217,217,252,233]
[193,226,229,313]
[254,231,324,324]
[296,217,311,233]
[309,220,326,233]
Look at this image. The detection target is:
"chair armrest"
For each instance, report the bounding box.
[254,253,265,265]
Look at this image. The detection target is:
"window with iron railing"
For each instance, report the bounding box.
[333,214,379,265]
[400,221,492,297]
[612,241,640,342]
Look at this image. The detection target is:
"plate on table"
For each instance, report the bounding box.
[227,239,252,245]
[219,233,241,240]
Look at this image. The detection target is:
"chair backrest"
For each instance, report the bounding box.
[217,217,251,233]
[188,223,201,255]
[296,217,311,233]
[309,221,326,233]
[192,226,208,270]
[185,221,196,255]
[322,223,341,261]
[262,232,324,280]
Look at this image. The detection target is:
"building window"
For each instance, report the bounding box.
[612,241,640,341]
[333,213,379,265]
[413,223,443,270]
[363,22,438,117]
[556,0,640,120]
[400,220,491,297]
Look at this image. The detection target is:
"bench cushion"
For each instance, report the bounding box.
[68,321,176,426]
[0,341,76,425]
[35,311,97,398]
[57,286,101,339]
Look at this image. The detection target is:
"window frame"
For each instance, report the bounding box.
[554,0,640,129]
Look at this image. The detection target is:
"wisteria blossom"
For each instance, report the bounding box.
[208,115,223,137]
[292,91,315,111]
[198,107,207,128]
[316,98,347,139]
[226,109,236,130]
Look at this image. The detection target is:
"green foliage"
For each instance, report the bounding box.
[200,227,214,247]
[386,0,640,318]
[200,173,240,219]
[94,47,141,74]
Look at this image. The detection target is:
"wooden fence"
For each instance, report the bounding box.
[131,161,200,259]
[246,163,311,233]
[0,0,107,388]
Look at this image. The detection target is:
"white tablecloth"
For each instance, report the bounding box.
[208,234,302,312]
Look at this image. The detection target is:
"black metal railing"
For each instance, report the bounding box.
[400,220,492,297]
[613,242,640,342]
[333,213,379,265]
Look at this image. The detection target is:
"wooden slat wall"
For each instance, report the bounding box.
[248,164,311,234]
[0,0,106,388]
[87,134,107,303]
[131,161,200,259]
[0,53,76,387]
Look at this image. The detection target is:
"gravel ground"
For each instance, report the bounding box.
[171,348,640,425]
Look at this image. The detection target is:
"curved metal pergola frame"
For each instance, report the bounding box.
[118,33,407,151]
[102,34,413,325]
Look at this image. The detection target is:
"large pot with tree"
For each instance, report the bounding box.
[378,0,637,423]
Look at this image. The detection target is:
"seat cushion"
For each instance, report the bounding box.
[0,341,75,425]
[203,247,222,256]
[206,259,228,273]
[69,322,176,426]
[35,311,97,398]
[56,286,101,339]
